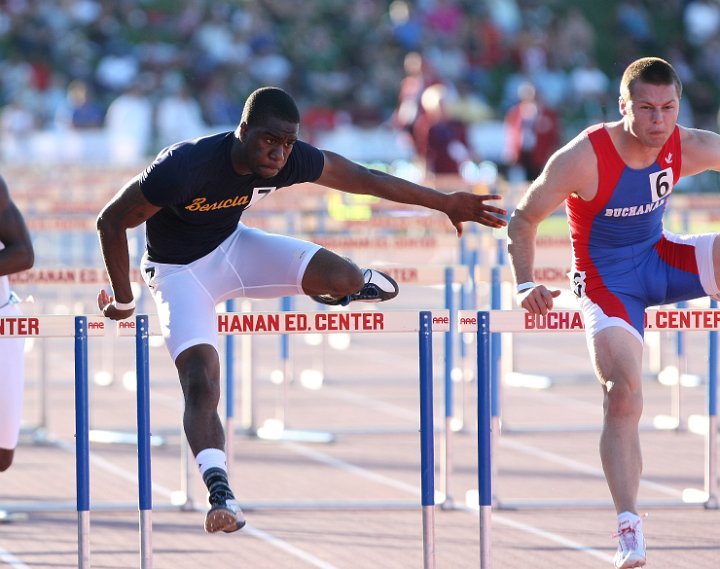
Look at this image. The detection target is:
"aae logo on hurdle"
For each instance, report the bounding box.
[458,308,720,333]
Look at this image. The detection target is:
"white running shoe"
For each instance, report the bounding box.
[613,517,646,568]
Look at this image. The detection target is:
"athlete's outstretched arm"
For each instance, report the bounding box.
[315,150,507,236]
[96,177,161,320]
[508,138,590,314]
[0,176,33,277]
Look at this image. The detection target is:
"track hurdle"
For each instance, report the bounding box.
[358,263,471,508]
[461,308,719,514]
[116,309,449,569]
[222,265,472,505]
[10,266,147,445]
[75,315,153,569]
[0,314,105,563]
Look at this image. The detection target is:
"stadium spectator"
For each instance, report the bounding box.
[156,79,206,149]
[391,51,441,154]
[0,97,36,163]
[104,78,154,164]
[0,1,715,178]
[413,83,476,177]
[54,79,105,130]
[503,81,561,181]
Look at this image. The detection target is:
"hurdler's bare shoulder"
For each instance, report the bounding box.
[541,130,597,198]
[679,124,720,176]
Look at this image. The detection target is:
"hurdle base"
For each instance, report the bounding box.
[492,498,713,510]
[255,424,335,444]
[240,499,419,511]
[500,418,664,435]
[233,425,259,438]
[439,497,456,511]
[89,429,165,447]
[19,426,58,446]
[704,495,719,510]
[0,510,29,523]
[0,500,197,515]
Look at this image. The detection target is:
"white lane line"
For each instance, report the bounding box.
[0,548,32,569]
[493,513,613,563]
[55,440,177,496]
[242,525,341,569]
[282,441,614,565]
[456,506,614,564]
[53,439,339,568]
[500,438,684,498]
[320,388,418,421]
[284,441,421,496]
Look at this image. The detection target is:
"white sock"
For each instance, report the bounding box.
[618,511,640,525]
[196,448,227,477]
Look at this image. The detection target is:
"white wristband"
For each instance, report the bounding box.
[516,281,536,294]
[113,298,135,310]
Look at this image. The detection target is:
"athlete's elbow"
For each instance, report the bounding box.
[507,210,533,240]
[96,208,121,235]
[20,244,34,270]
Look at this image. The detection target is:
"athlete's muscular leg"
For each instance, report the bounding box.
[301,248,364,298]
[175,344,225,455]
[589,326,644,515]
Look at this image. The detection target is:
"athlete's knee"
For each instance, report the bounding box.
[307,252,363,296]
[328,260,364,296]
[0,449,14,472]
[603,379,643,421]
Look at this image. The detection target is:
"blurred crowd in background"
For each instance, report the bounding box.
[1,0,720,185]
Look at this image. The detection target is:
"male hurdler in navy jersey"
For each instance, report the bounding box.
[96,86,506,534]
[508,57,720,568]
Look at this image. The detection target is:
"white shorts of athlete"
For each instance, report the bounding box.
[141,223,322,361]
[0,301,25,449]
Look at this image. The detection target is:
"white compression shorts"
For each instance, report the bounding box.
[141,223,322,361]
[0,301,25,449]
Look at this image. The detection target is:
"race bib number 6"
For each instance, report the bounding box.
[649,167,673,203]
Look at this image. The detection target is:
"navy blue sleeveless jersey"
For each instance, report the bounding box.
[138,132,324,264]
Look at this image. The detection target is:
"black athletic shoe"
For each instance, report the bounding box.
[311,268,399,306]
